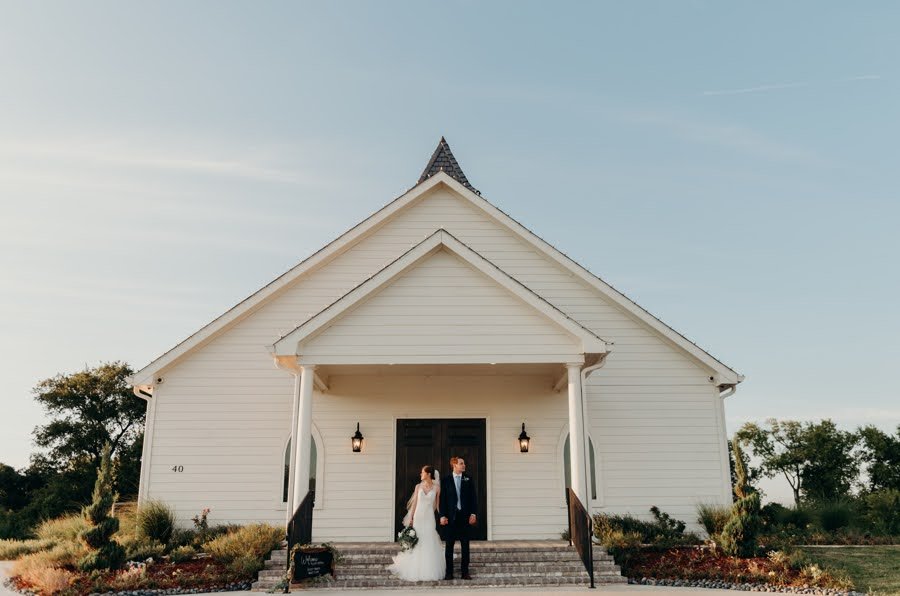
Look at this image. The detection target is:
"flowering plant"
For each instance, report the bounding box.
[398,526,418,552]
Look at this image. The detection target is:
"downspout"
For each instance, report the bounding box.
[129,382,155,503]
[580,353,608,508]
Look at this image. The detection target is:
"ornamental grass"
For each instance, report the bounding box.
[202,523,283,564]
[34,514,89,542]
[0,538,55,560]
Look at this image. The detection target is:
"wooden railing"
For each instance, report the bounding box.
[286,490,315,573]
[566,488,595,588]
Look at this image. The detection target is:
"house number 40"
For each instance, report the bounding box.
[171,465,184,473]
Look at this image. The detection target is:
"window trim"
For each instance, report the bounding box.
[282,424,325,510]
[557,426,604,508]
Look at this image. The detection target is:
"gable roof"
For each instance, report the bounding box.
[417,137,479,194]
[272,229,609,360]
[131,145,743,388]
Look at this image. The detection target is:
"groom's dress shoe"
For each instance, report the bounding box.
[444,574,453,581]
[462,573,472,580]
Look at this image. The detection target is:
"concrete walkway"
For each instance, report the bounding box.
[207,588,743,596]
[0,563,18,596]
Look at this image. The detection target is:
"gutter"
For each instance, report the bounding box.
[132,385,154,400]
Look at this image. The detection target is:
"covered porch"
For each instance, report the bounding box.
[270,229,611,542]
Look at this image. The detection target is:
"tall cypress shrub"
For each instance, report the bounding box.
[720,438,761,557]
[78,443,125,571]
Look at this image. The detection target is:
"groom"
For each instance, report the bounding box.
[439,456,477,580]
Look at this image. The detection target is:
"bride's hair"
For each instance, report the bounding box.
[421,465,435,480]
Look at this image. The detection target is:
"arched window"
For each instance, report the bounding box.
[563,435,597,501]
[283,437,317,502]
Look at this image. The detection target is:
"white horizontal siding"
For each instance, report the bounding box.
[300,250,581,364]
[144,183,732,535]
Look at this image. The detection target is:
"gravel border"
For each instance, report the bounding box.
[3,577,252,596]
[629,577,866,596]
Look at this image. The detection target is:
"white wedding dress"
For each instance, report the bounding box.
[387,485,446,581]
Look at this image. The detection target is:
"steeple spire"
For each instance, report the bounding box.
[417,137,479,195]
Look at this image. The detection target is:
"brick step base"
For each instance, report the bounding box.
[251,540,626,591]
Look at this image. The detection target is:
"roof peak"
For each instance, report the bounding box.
[417,137,480,195]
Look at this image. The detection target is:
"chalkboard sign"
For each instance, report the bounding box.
[293,548,334,581]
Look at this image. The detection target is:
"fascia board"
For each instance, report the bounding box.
[130,177,447,385]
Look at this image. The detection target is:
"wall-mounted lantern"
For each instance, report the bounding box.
[518,423,531,453]
[351,422,364,453]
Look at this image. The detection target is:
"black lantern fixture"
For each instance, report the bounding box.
[351,422,364,453]
[518,422,531,453]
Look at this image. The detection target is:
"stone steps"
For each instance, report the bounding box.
[251,540,626,591]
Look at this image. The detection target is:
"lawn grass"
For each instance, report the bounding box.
[800,546,900,595]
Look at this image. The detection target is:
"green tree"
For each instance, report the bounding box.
[0,363,146,536]
[79,443,125,571]
[736,418,858,506]
[856,425,900,492]
[31,362,145,501]
[720,438,761,557]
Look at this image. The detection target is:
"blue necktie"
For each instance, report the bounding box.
[454,475,461,510]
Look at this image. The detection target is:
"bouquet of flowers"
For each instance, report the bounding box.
[398,526,418,552]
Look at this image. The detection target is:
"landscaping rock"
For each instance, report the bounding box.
[632,576,866,596]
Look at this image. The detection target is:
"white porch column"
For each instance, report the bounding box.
[285,367,302,521]
[291,364,316,513]
[566,363,588,505]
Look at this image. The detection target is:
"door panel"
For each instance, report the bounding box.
[395,418,487,540]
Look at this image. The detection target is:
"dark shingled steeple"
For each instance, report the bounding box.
[417,137,479,195]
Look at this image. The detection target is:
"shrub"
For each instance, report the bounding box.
[696,503,731,537]
[124,538,166,562]
[202,523,284,565]
[169,527,197,548]
[135,500,176,546]
[169,545,196,563]
[720,439,761,557]
[35,514,90,542]
[0,509,29,540]
[228,553,264,578]
[814,501,854,533]
[862,489,900,535]
[78,443,126,571]
[779,506,814,529]
[593,507,697,547]
[595,529,643,571]
[0,539,55,560]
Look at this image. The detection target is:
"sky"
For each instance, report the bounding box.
[1,2,898,505]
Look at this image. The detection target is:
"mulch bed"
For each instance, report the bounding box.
[12,560,254,596]
[626,547,840,589]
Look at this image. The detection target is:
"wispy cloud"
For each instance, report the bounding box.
[702,81,809,96]
[703,74,882,97]
[0,136,333,187]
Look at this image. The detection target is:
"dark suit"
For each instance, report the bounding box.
[439,472,478,577]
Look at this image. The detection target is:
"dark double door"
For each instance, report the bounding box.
[395,418,487,540]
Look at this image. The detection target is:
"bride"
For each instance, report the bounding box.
[388,465,446,581]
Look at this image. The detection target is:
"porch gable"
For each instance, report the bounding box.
[272,229,608,365]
